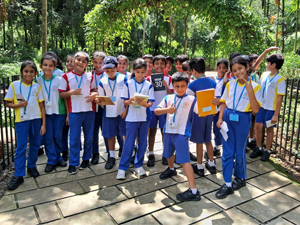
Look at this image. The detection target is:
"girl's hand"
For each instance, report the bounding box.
[167,103,176,114]
[40,125,46,135]
[216,119,223,129]
[129,97,135,105]
[95,98,102,105]
[72,88,82,95]
[271,115,278,124]
[19,100,28,108]
[85,95,96,103]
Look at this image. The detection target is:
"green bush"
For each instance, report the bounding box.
[280,53,300,79]
[0,63,21,78]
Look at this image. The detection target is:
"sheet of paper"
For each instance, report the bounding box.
[220,121,229,141]
[266,120,276,128]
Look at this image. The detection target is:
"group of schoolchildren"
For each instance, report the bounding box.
[5,47,285,202]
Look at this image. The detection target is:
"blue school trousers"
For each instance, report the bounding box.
[69,111,95,167]
[14,119,41,177]
[45,114,66,165]
[213,112,222,146]
[61,122,69,151]
[222,108,251,183]
[93,106,109,154]
[119,121,150,171]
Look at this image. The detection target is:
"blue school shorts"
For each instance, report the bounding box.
[190,114,213,144]
[255,107,276,128]
[163,133,190,164]
[102,115,126,139]
[149,111,166,129]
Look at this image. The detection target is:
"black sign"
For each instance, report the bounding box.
[151,73,165,91]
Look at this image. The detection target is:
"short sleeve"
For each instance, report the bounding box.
[186,87,195,96]
[254,84,262,106]
[220,82,230,103]
[166,76,173,91]
[98,81,105,96]
[121,82,129,100]
[4,84,14,101]
[148,84,155,102]
[37,85,45,102]
[59,74,68,92]
[157,96,167,109]
[277,78,286,95]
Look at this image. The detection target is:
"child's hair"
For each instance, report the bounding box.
[230,56,249,72]
[182,60,191,72]
[248,53,258,64]
[153,55,167,65]
[44,51,63,70]
[92,51,106,60]
[229,52,241,62]
[266,53,284,70]
[171,72,189,85]
[189,58,206,74]
[117,55,129,64]
[66,54,74,60]
[175,55,189,63]
[41,54,57,66]
[130,58,147,79]
[20,60,38,75]
[216,59,229,68]
[74,51,90,62]
[142,54,153,61]
[166,56,174,65]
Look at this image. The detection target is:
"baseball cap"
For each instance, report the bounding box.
[103,56,118,69]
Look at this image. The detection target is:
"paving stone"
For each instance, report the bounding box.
[247,171,291,192]
[130,161,180,177]
[123,215,159,225]
[238,191,300,223]
[152,198,222,225]
[205,183,265,210]
[171,167,189,182]
[247,160,275,174]
[0,207,38,225]
[282,206,300,224]
[57,186,126,216]
[105,191,174,224]
[79,171,137,192]
[277,183,300,201]
[47,208,114,225]
[36,168,95,188]
[36,202,61,223]
[153,142,163,151]
[266,217,294,225]
[36,154,48,165]
[0,195,16,213]
[16,181,84,208]
[195,207,259,225]
[117,174,177,198]
[5,177,37,195]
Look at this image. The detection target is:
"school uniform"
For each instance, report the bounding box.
[40,68,64,77]
[58,71,96,167]
[220,79,262,183]
[187,76,216,144]
[37,75,66,166]
[256,71,285,127]
[157,94,198,164]
[118,78,155,171]
[5,80,44,176]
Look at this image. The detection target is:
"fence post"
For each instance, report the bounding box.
[279,78,289,155]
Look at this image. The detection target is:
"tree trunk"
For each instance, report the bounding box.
[282,0,285,52]
[42,0,47,54]
[275,5,279,47]
[3,20,5,50]
[294,0,299,53]
[70,0,74,51]
[9,4,14,55]
[50,0,53,48]
[184,14,189,55]
[142,10,147,56]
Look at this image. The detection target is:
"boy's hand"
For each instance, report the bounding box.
[72,88,82,95]
[40,125,46,135]
[216,119,223,129]
[266,46,279,53]
[85,95,96,103]
[19,100,28,108]
[129,97,135,105]
[95,98,102,105]
[271,115,278,124]
[212,97,218,106]
[167,103,176,114]
[136,97,147,107]
[162,80,167,87]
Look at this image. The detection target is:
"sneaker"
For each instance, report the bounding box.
[7,176,24,190]
[162,157,168,165]
[91,153,100,165]
[147,154,155,167]
[105,157,116,169]
[135,166,146,177]
[118,148,123,157]
[27,167,40,178]
[213,147,221,156]
[116,169,126,180]
[45,164,55,173]
[232,177,246,191]
[79,160,89,169]
[38,147,44,156]
[192,164,205,177]
[176,188,201,202]
[215,184,234,199]
[250,146,263,158]
[56,159,67,167]
[62,151,69,161]
[205,162,217,174]
[189,152,197,161]
[261,150,271,161]
[68,165,77,175]
[159,167,177,179]
[247,140,257,149]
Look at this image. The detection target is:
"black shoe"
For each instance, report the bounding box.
[159,167,177,179]
[250,146,263,158]
[45,164,55,172]
[38,147,44,156]
[162,157,168,165]
[68,165,77,175]
[79,160,89,169]
[247,140,257,149]
[192,164,205,177]
[205,162,217,174]
[7,176,24,190]
[105,157,116,169]
[56,159,67,167]
[118,148,123,157]
[147,154,155,167]
[189,152,197,161]
[261,150,271,161]
[91,153,100,165]
[62,151,69,161]
[232,178,246,191]
[213,147,221,156]
[176,188,201,202]
[27,167,40,178]
[216,184,234,199]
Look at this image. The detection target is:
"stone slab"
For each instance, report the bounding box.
[16,181,84,208]
[238,191,300,223]
[36,154,48,165]
[129,162,180,177]
[277,183,300,201]
[36,202,61,223]
[0,207,38,225]
[267,217,294,225]
[105,191,174,224]
[282,206,300,224]
[5,177,37,195]
[122,215,159,225]
[0,195,16,213]
[247,160,275,174]
[57,186,126,217]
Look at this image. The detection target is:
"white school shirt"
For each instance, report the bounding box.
[157,94,198,137]
[5,80,44,122]
[260,71,285,111]
[121,78,155,122]
[36,75,66,115]
[98,73,127,118]
[58,71,96,113]
[220,79,262,112]
[215,77,225,112]
[146,75,173,111]
[92,70,106,90]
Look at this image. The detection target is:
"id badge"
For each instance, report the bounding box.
[21,114,30,121]
[133,105,141,108]
[170,122,178,128]
[110,96,116,102]
[45,101,52,106]
[229,113,239,122]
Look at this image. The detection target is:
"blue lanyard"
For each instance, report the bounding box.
[108,73,119,96]
[262,72,278,98]
[134,77,145,93]
[74,71,84,88]
[94,70,104,87]
[42,75,53,101]
[232,79,248,113]
[19,80,32,114]
[173,94,186,122]
[199,75,205,78]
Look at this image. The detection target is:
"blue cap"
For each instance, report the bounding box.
[103,56,118,69]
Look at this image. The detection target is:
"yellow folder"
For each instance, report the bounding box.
[196,88,217,117]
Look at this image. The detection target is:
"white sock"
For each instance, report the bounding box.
[249,138,253,142]
[226,182,232,187]
[148,151,154,155]
[169,167,174,170]
[259,147,262,151]
[266,149,271,153]
[197,163,204,170]
[109,150,115,158]
[190,188,198,194]
[215,145,221,150]
[132,151,135,157]
[208,160,215,167]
